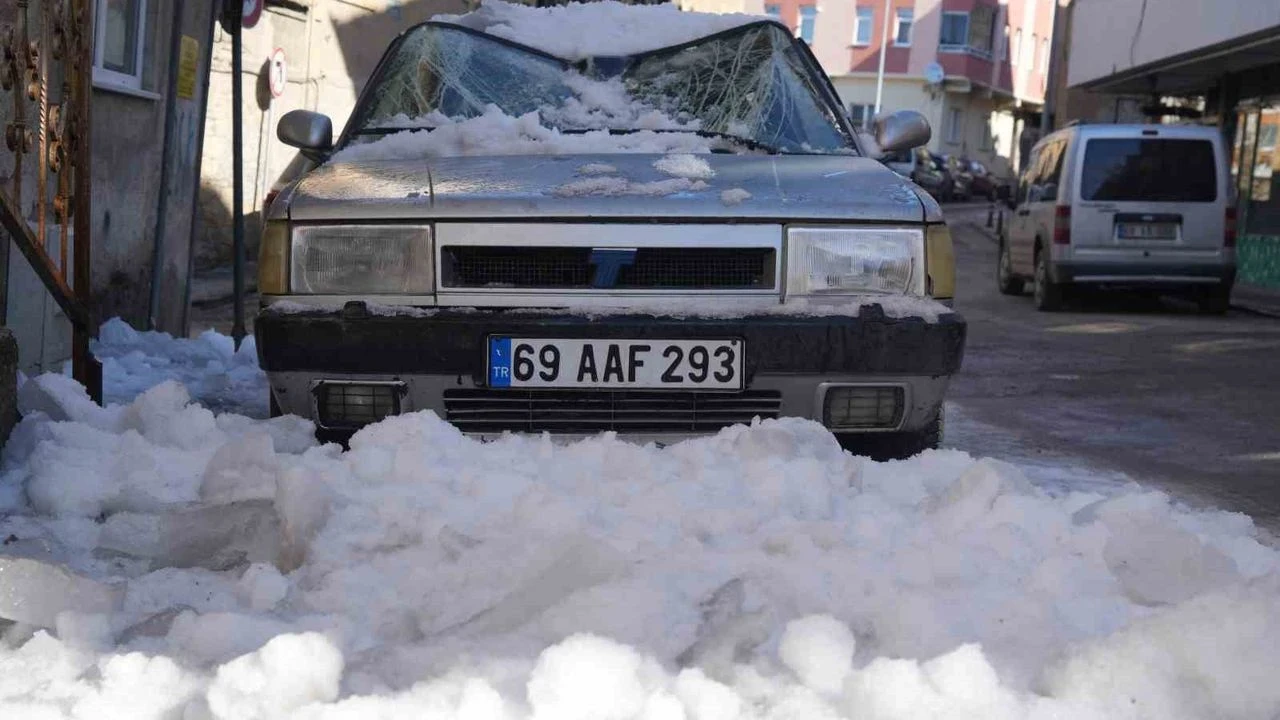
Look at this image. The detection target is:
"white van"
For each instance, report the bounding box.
[997,124,1235,312]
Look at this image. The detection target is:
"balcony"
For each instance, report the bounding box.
[938,43,993,61]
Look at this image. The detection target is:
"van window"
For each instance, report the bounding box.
[1016,147,1041,203]
[1080,138,1216,202]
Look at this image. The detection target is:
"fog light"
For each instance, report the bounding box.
[314,381,406,430]
[823,386,904,429]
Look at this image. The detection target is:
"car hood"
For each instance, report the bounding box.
[285,153,925,223]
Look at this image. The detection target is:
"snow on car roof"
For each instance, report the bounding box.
[435,0,770,60]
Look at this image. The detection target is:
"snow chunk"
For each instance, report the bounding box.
[334,106,710,163]
[654,153,715,181]
[0,555,123,628]
[552,176,710,197]
[205,632,343,719]
[437,0,767,60]
[577,162,618,176]
[719,188,752,206]
[778,615,855,694]
[527,634,663,720]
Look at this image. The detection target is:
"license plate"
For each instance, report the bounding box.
[1118,222,1178,240]
[488,338,744,390]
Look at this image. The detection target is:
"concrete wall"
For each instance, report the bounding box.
[1068,0,1280,87]
[197,0,467,270]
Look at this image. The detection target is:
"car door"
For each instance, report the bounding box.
[1008,146,1043,276]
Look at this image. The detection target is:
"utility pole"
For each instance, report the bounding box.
[873,0,892,115]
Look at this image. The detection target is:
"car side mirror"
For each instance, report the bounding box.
[278,110,333,160]
[874,110,931,153]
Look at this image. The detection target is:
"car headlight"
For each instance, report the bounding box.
[785,227,925,298]
[290,224,433,294]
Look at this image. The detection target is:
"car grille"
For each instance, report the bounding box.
[440,247,776,290]
[443,389,782,433]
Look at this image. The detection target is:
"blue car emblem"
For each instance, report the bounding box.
[588,248,637,288]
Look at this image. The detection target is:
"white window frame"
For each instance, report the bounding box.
[853,6,874,46]
[93,0,148,91]
[1040,38,1050,73]
[797,5,817,44]
[848,103,877,129]
[894,8,913,47]
[946,107,963,144]
[938,11,969,49]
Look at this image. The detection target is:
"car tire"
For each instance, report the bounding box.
[837,408,944,461]
[1196,284,1231,314]
[1033,244,1065,312]
[997,235,1024,295]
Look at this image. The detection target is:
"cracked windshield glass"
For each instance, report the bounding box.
[354,23,853,153]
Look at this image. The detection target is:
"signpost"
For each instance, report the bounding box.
[220,0,264,349]
[269,48,287,99]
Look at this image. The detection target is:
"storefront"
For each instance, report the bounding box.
[1233,103,1280,289]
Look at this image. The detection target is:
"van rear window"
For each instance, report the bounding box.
[1080,139,1216,202]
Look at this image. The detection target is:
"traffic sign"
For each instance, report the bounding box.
[269,48,287,98]
[243,0,264,29]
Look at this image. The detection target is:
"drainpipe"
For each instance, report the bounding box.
[873,0,892,115]
[1040,0,1060,134]
[148,0,186,330]
[181,1,218,335]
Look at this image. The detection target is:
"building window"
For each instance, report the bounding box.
[939,12,969,47]
[798,6,817,44]
[1013,29,1022,66]
[853,6,873,46]
[765,4,781,19]
[94,0,148,90]
[946,107,962,144]
[894,8,913,46]
[849,103,877,129]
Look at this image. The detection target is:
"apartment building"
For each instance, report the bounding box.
[680,0,1057,179]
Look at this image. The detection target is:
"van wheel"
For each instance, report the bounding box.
[1033,245,1064,311]
[837,409,943,461]
[1197,284,1231,314]
[997,235,1024,295]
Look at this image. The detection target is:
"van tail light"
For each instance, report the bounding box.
[1053,205,1071,245]
[1225,206,1237,248]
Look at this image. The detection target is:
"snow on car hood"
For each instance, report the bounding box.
[286,152,925,223]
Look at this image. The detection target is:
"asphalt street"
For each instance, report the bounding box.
[942,203,1280,534]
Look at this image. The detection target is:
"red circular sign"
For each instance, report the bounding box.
[269,48,287,98]
[242,0,264,29]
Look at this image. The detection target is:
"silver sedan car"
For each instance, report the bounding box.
[256,16,964,459]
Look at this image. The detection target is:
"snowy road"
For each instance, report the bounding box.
[944,204,1280,534]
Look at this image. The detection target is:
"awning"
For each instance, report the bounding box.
[1076,25,1280,95]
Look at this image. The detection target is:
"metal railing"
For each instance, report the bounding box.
[0,0,97,399]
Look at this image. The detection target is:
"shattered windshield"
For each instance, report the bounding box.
[352,22,855,154]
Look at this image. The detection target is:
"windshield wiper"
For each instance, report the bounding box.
[352,126,435,136]
[559,127,779,154]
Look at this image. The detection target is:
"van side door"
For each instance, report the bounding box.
[1009,146,1043,276]
[1030,139,1068,260]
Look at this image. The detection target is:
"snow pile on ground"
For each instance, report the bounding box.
[2,346,1280,717]
[335,105,712,163]
[89,318,267,417]
[437,0,766,60]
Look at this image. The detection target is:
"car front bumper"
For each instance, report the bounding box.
[255,302,966,439]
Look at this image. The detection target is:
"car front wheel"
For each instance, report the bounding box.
[997,236,1024,295]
